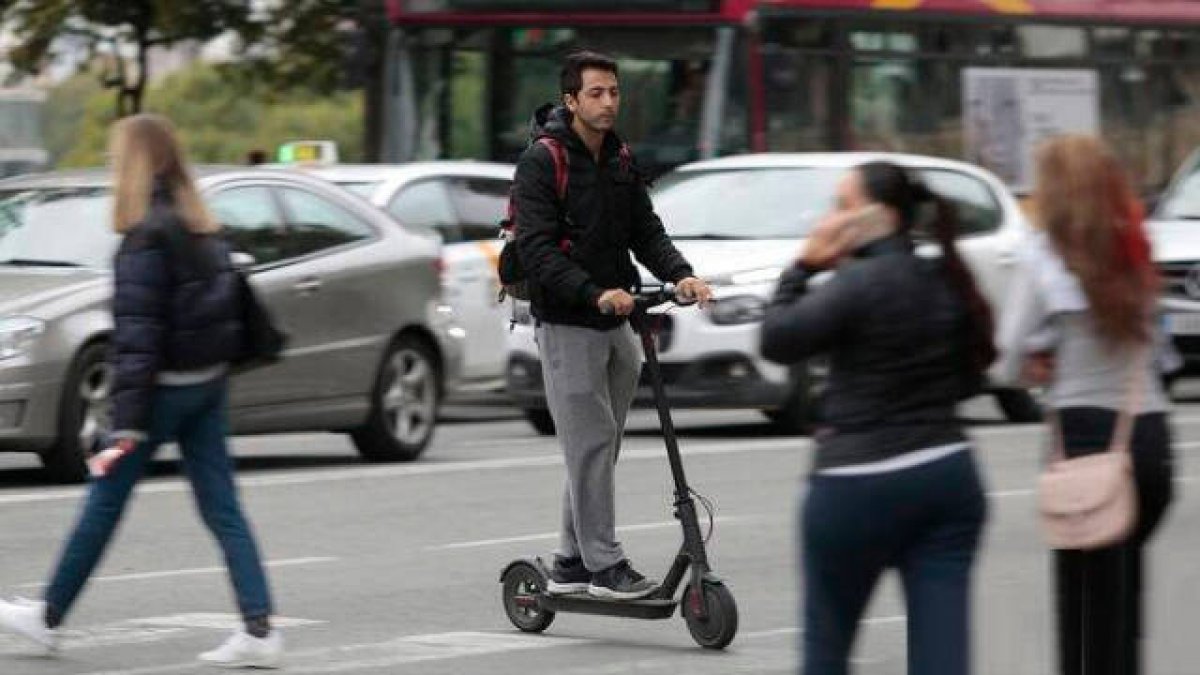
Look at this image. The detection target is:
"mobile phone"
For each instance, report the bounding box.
[842,205,892,249]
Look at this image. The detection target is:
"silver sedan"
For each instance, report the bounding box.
[0,167,464,482]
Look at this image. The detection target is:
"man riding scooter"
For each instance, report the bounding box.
[513,49,713,600]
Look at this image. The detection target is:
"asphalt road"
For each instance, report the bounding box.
[0,393,1198,674]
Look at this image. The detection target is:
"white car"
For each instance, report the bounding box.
[302,162,515,392]
[506,152,1040,434]
[1146,149,1200,375]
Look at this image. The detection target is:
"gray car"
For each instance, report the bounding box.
[0,167,464,482]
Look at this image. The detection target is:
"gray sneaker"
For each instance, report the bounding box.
[546,556,590,595]
[588,560,658,601]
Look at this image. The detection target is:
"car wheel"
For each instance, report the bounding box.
[351,336,441,462]
[994,388,1043,423]
[763,364,819,434]
[522,407,555,436]
[41,343,111,483]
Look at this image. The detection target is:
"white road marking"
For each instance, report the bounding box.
[127,613,322,630]
[0,613,322,656]
[430,462,1200,551]
[743,615,907,640]
[0,422,1192,508]
[81,631,592,675]
[426,515,768,551]
[460,436,559,448]
[0,438,808,507]
[16,556,337,589]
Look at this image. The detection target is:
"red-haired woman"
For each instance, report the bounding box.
[994,134,1173,675]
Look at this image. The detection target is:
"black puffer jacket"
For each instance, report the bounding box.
[760,236,981,471]
[513,107,693,330]
[110,181,241,434]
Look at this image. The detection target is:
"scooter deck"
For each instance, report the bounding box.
[539,592,678,620]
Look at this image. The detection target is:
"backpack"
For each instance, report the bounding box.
[496,104,633,303]
[497,136,570,302]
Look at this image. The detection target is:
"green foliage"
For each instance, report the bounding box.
[1,0,255,115]
[48,62,363,168]
[449,52,486,159]
[41,70,104,166]
[249,0,387,91]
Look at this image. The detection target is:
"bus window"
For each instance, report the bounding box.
[399,24,744,177]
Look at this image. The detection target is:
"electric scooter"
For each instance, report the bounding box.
[499,283,739,650]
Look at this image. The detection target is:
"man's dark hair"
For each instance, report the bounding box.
[560,50,619,96]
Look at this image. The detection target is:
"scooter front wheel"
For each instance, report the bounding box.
[501,561,556,633]
[683,581,738,649]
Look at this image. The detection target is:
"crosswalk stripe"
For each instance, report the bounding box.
[80,631,591,675]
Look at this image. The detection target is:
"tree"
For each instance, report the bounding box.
[42,71,103,165]
[50,61,363,168]
[1,0,254,117]
[249,1,389,161]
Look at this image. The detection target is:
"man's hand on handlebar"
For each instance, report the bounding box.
[597,289,636,316]
[676,277,713,308]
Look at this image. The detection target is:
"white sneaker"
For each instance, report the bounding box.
[198,630,283,669]
[0,597,57,653]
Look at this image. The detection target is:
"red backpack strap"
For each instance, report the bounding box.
[536,137,569,201]
[617,142,633,174]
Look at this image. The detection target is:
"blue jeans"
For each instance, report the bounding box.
[44,378,273,624]
[801,450,987,675]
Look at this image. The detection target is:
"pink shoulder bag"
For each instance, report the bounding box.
[1037,348,1145,550]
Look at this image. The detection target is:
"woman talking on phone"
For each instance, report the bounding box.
[761,162,995,675]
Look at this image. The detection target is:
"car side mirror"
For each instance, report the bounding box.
[231,251,257,270]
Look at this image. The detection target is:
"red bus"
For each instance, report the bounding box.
[382,0,1200,189]
[382,1,755,176]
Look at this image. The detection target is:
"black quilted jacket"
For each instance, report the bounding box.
[110,180,241,434]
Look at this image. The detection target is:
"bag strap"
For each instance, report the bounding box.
[1048,343,1149,461]
[1109,344,1149,453]
[499,137,569,239]
[536,137,569,202]
[617,142,633,175]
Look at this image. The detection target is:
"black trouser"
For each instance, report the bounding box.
[1054,409,1174,675]
[801,450,988,675]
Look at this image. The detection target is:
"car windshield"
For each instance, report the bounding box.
[0,187,119,268]
[653,168,842,239]
[334,181,382,199]
[1158,167,1200,220]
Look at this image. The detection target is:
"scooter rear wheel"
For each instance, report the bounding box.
[502,561,556,633]
[683,581,738,649]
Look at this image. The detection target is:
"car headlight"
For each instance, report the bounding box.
[0,316,45,361]
[706,295,766,325]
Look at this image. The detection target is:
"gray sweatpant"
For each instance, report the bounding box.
[536,321,643,572]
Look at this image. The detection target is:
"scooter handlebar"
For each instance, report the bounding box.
[599,283,696,315]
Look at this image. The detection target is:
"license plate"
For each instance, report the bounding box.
[1168,313,1200,335]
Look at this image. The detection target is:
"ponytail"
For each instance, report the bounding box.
[857,161,997,375]
[922,188,998,373]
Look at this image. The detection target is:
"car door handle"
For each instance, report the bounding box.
[293,278,322,294]
[997,250,1017,267]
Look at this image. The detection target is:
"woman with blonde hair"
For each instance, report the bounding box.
[0,114,282,668]
[994,134,1173,675]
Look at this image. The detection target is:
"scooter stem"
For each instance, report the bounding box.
[634,314,692,500]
